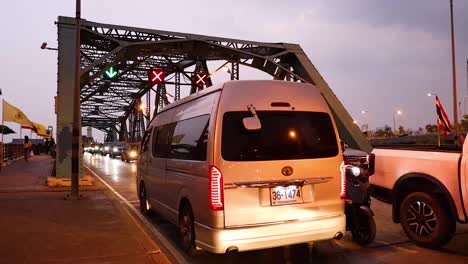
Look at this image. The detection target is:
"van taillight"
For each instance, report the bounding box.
[340,161,346,199]
[367,153,375,176]
[209,165,224,211]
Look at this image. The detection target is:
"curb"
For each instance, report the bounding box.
[84,165,188,264]
[46,175,95,187]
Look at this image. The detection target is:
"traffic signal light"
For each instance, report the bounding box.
[148,68,165,85]
[103,66,118,80]
[192,71,208,88]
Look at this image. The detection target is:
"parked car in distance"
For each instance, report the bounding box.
[137,80,346,254]
[101,142,113,156]
[110,141,125,158]
[121,143,139,162]
[89,143,102,155]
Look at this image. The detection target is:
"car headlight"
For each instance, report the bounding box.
[129,151,137,158]
[104,146,110,151]
[94,146,99,150]
[113,147,118,152]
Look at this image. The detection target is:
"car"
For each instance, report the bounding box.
[109,141,125,158]
[101,142,113,156]
[137,80,346,254]
[121,143,139,162]
[89,143,102,155]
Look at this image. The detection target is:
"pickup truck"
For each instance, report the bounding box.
[371,142,468,248]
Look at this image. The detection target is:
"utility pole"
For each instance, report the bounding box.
[449,0,460,146]
[71,0,81,199]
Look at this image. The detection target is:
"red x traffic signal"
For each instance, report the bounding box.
[148,68,165,85]
[192,71,208,88]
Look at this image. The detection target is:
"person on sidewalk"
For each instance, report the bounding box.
[23,136,32,162]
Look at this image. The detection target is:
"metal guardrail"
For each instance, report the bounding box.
[1,143,24,161]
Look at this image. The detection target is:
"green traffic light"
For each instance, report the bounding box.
[104,66,118,80]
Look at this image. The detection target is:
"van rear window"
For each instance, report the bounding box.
[221,111,339,161]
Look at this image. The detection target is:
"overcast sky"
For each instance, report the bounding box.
[0,0,467,141]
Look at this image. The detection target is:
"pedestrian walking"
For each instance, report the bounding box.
[23,136,32,161]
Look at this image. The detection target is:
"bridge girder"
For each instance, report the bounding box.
[56,16,371,178]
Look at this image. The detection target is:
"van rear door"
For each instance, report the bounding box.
[217,110,343,227]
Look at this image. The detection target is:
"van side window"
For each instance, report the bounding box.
[170,115,210,161]
[151,127,159,157]
[153,123,176,158]
[152,115,210,161]
[141,130,151,153]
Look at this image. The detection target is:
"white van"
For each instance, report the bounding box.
[137,80,346,254]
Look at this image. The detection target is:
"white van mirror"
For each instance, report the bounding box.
[243,116,262,131]
[243,104,262,131]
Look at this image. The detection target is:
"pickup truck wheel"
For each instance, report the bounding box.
[399,192,455,248]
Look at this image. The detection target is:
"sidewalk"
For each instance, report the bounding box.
[0,155,171,264]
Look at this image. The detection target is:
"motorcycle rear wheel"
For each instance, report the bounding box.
[351,210,376,245]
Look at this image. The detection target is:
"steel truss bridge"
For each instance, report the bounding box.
[55,16,371,178]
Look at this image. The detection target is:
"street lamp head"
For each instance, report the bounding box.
[361,110,368,114]
[427,93,438,97]
[139,104,145,111]
[396,110,402,115]
[40,42,47,49]
[222,66,231,74]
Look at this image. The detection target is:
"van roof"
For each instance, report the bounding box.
[158,80,315,113]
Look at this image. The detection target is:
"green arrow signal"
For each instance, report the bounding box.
[105,67,118,79]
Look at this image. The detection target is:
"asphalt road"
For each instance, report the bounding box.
[83,153,468,264]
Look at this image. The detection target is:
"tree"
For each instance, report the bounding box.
[398,125,405,135]
[461,115,468,132]
[426,124,438,133]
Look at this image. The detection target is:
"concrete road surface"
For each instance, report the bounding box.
[84,153,468,264]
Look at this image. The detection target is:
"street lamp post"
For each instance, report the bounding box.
[393,110,402,135]
[449,0,460,146]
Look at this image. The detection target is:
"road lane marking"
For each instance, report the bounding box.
[84,165,188,264]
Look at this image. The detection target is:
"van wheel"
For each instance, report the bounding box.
[139,183,150,215]
[179,204,196,253]
[399,192,455,248]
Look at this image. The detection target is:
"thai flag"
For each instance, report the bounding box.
[436,96,452,136]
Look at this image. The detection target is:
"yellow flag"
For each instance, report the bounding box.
[32,122,50,138]
[3,100,35,128]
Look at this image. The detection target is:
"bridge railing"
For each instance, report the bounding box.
[1,143,24,161]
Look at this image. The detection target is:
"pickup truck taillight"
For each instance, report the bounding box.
[367,153,375,176]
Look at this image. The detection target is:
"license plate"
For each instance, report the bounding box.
[270,185,302,206]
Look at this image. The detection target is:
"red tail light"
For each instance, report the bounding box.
[209,165,224,211]
[367,153,375,176]
[340,161,346,199]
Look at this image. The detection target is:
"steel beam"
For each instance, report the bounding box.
[56,15,372,173]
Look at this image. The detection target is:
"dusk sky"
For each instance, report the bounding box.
[1,0,467,142]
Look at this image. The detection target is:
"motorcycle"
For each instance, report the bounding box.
[342,150,376,245]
